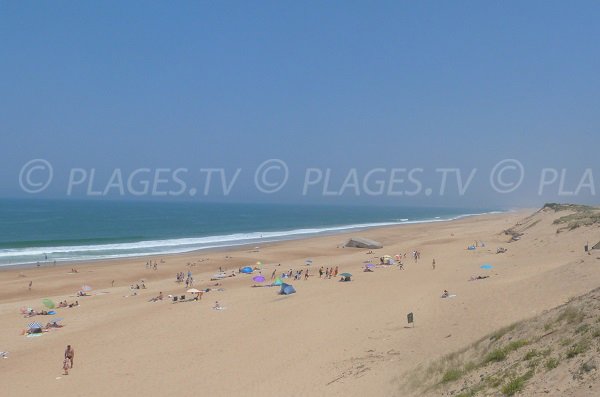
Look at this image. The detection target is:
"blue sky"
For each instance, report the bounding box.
[1,1,598,208]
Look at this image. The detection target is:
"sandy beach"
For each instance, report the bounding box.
[2,209,600,396]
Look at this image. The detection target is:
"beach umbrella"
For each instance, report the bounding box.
[395,255,401,260]
[305,259,313,265]
[252,275,266,283]
[256,261,262,266]
[340,273,352,277]
[28,322,43,329]
[241,266,253,274]
[272,277,283,286]
[480,264,493,270]
[42,299,55,309]
[81,285,92,292]
[49,318,63,324]
[366,264,375,268]
[187,288,201,293]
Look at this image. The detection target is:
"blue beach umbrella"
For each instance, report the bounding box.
[241,266,253,274]
[480,264,493,270]
[28,322,43,329]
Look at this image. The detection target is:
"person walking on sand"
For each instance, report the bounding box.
[28,281,32,290]
[432,259,436,270]
[271,269,276,280]
[64,345,75,369]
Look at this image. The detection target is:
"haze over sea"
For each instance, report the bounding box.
[0,199,498,267]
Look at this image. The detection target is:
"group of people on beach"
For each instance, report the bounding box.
[145,261,158,270]
[319,266,339,279]
[57,300,79,308]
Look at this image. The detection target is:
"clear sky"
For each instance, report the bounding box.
[1,1,598,208]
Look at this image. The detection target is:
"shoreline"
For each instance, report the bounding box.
[0,209,507,269]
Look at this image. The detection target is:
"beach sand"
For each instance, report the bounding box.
[2,209,600,396]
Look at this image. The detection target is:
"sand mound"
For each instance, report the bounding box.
[404,287,600,396]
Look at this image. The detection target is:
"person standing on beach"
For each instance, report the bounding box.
[28,281,32,290]
[63,356,71,375]
[432,259,436,270]
[64,345,75,369]
[319,267,323,278]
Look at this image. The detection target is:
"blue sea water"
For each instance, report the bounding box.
[0,199,499,266]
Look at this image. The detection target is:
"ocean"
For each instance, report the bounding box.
[0,199,499,267]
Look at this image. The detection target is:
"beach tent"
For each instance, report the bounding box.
[272,278,283,286]
[240,266,253,274]
[280,283,296,295]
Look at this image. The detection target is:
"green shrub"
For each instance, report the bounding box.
[501,371,533,396]
[545,357,559,370]
[566,340,589,358]
[441,368,463,383]
[485,348,507,363]
[524,349,538,360]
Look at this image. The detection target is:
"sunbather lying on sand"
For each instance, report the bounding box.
[469,275,490,281]
[148,292,164,302]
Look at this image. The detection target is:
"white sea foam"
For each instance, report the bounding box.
[0,211,502,266]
